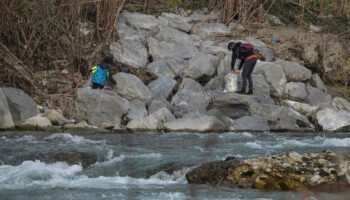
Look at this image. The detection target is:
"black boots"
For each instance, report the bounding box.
[236,89,253,95]
[236,89,246,94]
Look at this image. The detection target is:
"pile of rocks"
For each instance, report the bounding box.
[186,150,350,191]
[2,11,350,133]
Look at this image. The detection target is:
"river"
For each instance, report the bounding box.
[0,131,350,200]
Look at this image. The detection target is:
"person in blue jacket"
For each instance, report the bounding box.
[89,57,117,89]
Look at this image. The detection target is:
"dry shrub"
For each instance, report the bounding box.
[0,0,125,116]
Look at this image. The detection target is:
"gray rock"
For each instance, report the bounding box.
[251,104,314,131]
[332,97,350,111]
[147,59,186,78]
[205,77,224,93]
[76,88,129,127]
[231,115,270,132]
[206,109,233,128]
[148,76,177,99]
[159,13,192,32]
[184,53,219,80]
[189,13,219,23]
[179,78,210,103]
[212,92,313,131]
[311,74,327,92]
[267,14,285,26]
[113,72,153,103]
[127,107,175,131]
[317,108,350,131]
[171,89,208,118]
[1,87,37,125]
[276,59,312,82]
[191,23,230,39]
[253,61,287,97]
[282,100,318,115]
[63,120,98,130]
[147,97,172,114]
[217,52,232,77]
[127,100,148,121]
[155,26,198,45]
[306,86,332,106]
[116,20,147,44]
[147,37,199,60]
[21,115,53,131]
[164,115,226,132]
[284,82,307,101]
[110,41,148,68]
[200,40,228,55]
[252,74,272,100]
[120,11,159,30]
[212,92,271,119]
[0,89,14,129]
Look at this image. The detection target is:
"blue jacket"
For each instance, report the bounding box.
[90,62,116,86]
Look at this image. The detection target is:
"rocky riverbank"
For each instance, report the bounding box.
[1,11,350,133]
[186,150,350,191]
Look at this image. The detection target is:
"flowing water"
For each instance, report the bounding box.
[0,131,350,200]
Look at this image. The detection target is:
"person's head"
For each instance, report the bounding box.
[102,57,113,64]
[227,42,235,51]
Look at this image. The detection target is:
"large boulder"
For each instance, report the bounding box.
[200,40,228,55]
[42,109,72,126]
[332,97,350,111]
[251,74,272,100]
[206,109,233,129]
[148,76,177,99]
[1,87,37,125]
[164,115,226,132]
[126,99,148,121]
[171,90,208,118]
[231,115,270,132]
[0,89,14,129]
[147,37,199,60]
[76,88,129,127]
[171,78,210,118]
[127,107,175,131]
[113,72,153,103]
[184,53,219,80]
[275,59,312,82]
[212,92,313,131]
[191,23,230,39]
[116,19,147,44]
[154,26,198,45]
[147,97,172,114]
[205,76,224,93]
[284,82,307,101]
[306,86,332,106]
[311,73,327,92]
[250,104,314,131]
[282,100,318,115]
[316,108,350,131]
[119,11,159,30]
[253,61,287,97]
[147,59,187,78]
[217,52,232,77]
[158,13,192,32]
[109,41,148,68]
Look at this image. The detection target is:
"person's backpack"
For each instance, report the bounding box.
[240,43,254,52]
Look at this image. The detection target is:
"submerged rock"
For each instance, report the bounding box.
[53,152,97,169]
[187,151,350,191]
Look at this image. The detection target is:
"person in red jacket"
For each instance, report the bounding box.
[228,42,257,95]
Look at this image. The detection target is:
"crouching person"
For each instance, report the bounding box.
[89,57,117,89]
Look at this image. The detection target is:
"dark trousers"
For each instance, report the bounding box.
[241,57,257,92]
[92,82,104,89]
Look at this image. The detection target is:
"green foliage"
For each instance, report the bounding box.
[166,0,182,8]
